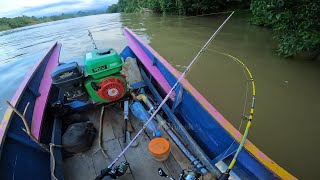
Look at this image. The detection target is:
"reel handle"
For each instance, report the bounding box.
[158,168,175,180]
[95,167,112,180]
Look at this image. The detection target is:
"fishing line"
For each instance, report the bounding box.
[218,64,251,162]
[89,11,234,34]
[89,10,235,52]
[121,10,234,22]
[143,10,234,25]
[95,11,235,179]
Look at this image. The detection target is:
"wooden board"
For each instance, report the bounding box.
[63,104,195,180]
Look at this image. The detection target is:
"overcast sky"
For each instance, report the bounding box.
[0,0,118,18]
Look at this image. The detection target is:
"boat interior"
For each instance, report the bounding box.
[43,57,214,180]
[43,77,215,180]
[61,102,197,180]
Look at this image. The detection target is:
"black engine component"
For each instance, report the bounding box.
[51,62,87,101]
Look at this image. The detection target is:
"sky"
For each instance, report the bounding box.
[0,0,118,18]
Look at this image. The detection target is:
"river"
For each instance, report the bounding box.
[0,13,319,179]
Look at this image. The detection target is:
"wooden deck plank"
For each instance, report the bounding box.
[120,106,185,180]
[119,133,169,180]
[88,106,134,180]
[63,104,197,180]
[64,153,97,180]
[89,108,116,142]
[160,128,190,170]
[108,106,125,139]
[130,115,183,178]
[90,139,133,180]
[108,105,168,180]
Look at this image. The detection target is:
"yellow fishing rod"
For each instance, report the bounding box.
[158,37,257,178]
[216,51,256,180]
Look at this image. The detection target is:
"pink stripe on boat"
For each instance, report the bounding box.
[31,43,61,139]
[0,43,58,147]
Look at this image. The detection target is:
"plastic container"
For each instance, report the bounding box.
[130,102,161,136]
[148,138,170,162]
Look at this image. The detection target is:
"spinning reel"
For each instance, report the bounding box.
[95,161,130,180]
[158,166,202,180]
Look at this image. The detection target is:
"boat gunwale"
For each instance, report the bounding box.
[31,43,61,140]
[123,27,296,179]
[0,42,58,154]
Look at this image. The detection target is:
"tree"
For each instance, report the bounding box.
[251,0,320,58]
[108,4,119,13]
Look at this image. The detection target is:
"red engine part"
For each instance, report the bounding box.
[97,77,126,101]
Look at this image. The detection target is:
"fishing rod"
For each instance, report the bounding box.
[88,30,98,50]
[218,52,256,179]
[162,37,257,179]
[94,11,235,180]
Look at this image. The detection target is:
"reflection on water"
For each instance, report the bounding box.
[0,13,319,179]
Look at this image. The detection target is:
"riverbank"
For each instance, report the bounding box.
[114,0,320,59]
[0,11,106,32]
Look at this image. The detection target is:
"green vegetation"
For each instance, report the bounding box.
[114,0,319,59]
[251,0,320,58]
[108,4,119,13]
[116,0,249,14]
[0,11,106,31]
[0,16,40,31]
[1,1,319,59]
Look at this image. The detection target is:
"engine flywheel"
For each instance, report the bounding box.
[97,77,126,101]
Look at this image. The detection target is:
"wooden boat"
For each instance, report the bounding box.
[0,28,296,180]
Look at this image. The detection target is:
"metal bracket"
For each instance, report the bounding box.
[27,86,41,97]
[152,57,157,66]
[130,81,146,90]
[172,83,183,112]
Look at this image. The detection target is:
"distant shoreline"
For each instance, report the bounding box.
[0,11,110,32]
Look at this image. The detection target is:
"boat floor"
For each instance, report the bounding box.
[63,104,192,180]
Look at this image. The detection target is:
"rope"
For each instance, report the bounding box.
[49,143,63,180]
[99,12,235,174]
[99,106,109,159]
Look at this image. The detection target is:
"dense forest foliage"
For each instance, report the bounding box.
[251,0,320,58]
[115,0,250,14]
[108,0,319,59]
[0,11,105,31]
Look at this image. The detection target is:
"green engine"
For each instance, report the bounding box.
[84,48,127,103]
[52,48,127,103]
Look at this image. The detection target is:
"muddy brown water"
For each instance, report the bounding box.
[0,13,319,179]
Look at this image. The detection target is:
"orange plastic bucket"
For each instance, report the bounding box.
[148,137,170,162]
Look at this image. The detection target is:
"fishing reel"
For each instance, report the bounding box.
[158,167,202,180]
[95,161,129,180]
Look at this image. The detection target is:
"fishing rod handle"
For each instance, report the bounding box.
[95,167,112,180]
